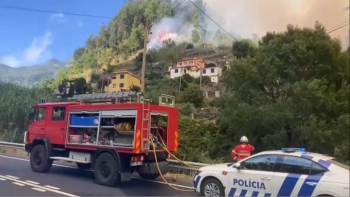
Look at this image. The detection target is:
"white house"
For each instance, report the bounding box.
[200,66,222,83]
[168,60,222,84]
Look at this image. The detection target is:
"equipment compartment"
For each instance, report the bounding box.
[71,114,99,127]
[66,110,137,148]
[98,117,136,146]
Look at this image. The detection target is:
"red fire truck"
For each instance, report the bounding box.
[23,92,178,187]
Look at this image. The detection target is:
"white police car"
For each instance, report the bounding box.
[193,148,349,197]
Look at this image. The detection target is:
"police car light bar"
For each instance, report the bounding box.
[281,148,306,152]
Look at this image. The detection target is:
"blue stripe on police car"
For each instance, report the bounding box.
[297,173,325,197]
[228,188,271,197]
[276,174,301,196]
[194,175,201,189]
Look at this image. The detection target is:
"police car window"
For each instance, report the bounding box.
[241,155,278,172]
[280,156,312,174]
[309,161,328,175]
[36,107,46,121]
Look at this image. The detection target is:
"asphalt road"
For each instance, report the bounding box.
[0,154,199,196]
[0,175,63,196]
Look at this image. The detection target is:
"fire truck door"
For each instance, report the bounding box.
[45,106,67,145]
[28,107,47,140]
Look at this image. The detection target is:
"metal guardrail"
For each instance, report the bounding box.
[0,141,25,149]
[0,141,209,172]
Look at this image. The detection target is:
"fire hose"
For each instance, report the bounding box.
[150,131,202,191]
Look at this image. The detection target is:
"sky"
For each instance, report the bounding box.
[0,0,348,68]
[0,0,124,67]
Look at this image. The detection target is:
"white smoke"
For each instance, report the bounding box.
[148,0,349,50]
[148,16,195,49]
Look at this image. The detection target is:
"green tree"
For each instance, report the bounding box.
[216,22,349,162]
[192,29,200,43]
[182,84,204,107]
[0,83,56,142]
[232,39,257,59]
[73,47,85,61]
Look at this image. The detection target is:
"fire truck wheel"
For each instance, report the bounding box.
[138,173,160,180]
[76,163,92,170]
[93,152,121,187]
[30,144,53,173]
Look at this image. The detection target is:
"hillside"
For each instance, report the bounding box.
[0,59,68,87]
[50,0,234,89]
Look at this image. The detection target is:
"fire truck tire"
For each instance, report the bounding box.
[30,144,53,173]
[76,163,92,170]
[93,152,121,187]
[138,173,160,180]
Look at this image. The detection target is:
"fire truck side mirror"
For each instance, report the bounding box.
[29,107,35,123]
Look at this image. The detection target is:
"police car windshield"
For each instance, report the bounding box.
[328,158,349,170]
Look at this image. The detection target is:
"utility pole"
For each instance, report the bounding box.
[141,18,148,94]
[199,68,202,89]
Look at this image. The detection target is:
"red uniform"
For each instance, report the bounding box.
[231,143,255,161]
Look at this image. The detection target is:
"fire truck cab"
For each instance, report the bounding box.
[24,92,178,187]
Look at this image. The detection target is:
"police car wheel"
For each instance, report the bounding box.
[200,178,225,197]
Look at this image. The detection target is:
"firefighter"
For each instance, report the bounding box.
[231,136,255,161]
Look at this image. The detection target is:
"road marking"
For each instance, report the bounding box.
[0,175,79,197]
[6,175,19,179]
[0,154,193,189]
[44,185,60,190]
[25,180,40,184]
[12,182,25,186]
[32,188,46,192]
[131,176,194,189]
[0,178,6,181]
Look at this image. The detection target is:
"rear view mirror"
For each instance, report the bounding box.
[233,163,241,169]
[29,107,35,123]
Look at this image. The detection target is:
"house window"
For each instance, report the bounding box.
[184,69,186,73]
[119,83,124,88]
[211,68,215,73]
[189,61,193,64]
[202,69,206,74]
[179,63,182,65]
[175,69,178,73]
[120,74,124,79]
[113,84,116,88]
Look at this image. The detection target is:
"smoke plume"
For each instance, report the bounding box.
[148,0,349,49]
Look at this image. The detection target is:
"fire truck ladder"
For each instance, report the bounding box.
[140,98,151,151]
[67,91,144,104]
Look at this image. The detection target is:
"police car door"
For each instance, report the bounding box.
[228,154,279,197]
[270,155,330,197]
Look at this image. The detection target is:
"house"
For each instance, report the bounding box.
[169,57,204,78]
[169,58,222,84]
[201,61,222,83]
[105,69,141,92]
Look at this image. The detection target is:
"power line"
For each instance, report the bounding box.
[188,0,238,41]
[327,21,349,34]
[0,5,111,19]
[173,0,187,10]
[331,20,350,29]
